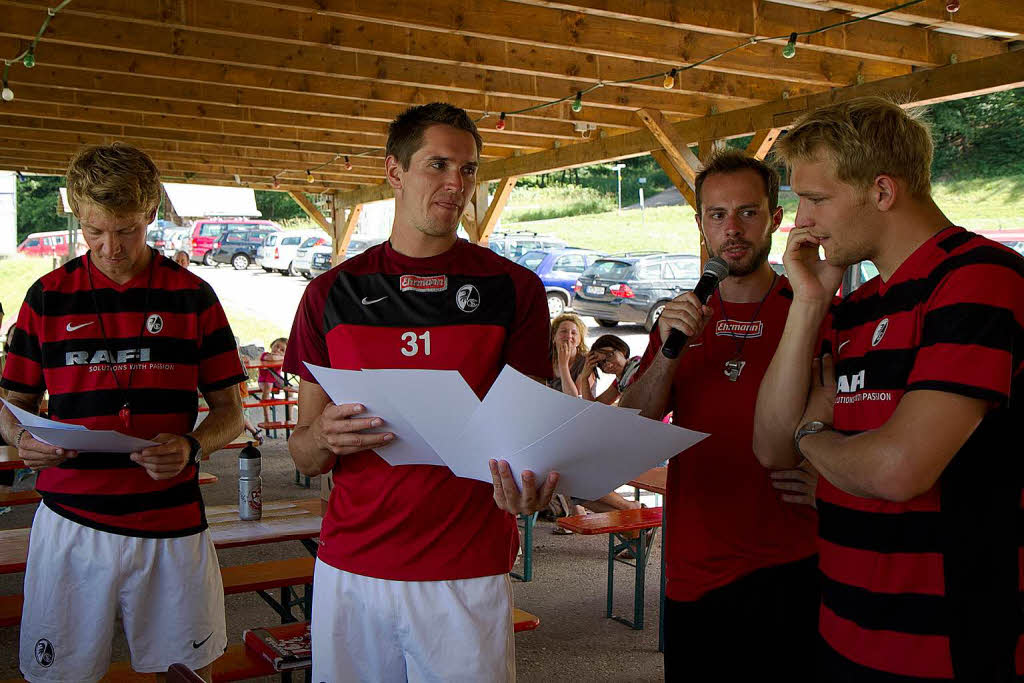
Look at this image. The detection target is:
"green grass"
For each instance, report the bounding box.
[226,308,290,350]
[0,256,58,336]
[502,174,1024,257]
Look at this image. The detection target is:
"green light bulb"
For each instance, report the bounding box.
[571,93,583,113]
[23,52,35,68]
[782,33,797,60]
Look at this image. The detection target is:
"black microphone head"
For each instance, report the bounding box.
[702,256,730,283]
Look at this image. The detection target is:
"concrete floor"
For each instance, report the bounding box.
[0,436,666,682]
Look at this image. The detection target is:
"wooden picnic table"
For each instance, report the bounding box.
[0,498,322,574]
[244,360,283,370]
[629,466,667,496]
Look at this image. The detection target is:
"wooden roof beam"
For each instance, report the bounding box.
[510,0,1006,66]
[746,129,783,160]
[12,0,903,88]
[477,177,518,245]
[804,0,1023,39]
[335,49,1024,205]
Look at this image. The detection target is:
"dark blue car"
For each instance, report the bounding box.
[517,248,605,317]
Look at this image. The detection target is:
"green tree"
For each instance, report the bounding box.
[16,175,65,242]
[255,190,306,220]
[927,88,1024,179]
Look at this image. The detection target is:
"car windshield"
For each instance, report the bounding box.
[588,260,633,279]
[301,237,321,248]
[518,251,546,272]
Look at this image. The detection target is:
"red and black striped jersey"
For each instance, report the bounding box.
[637,277,819,602]
[1,251,246,537]
[819,227,1024,680]
[284,239,550,581]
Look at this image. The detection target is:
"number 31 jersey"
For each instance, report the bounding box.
[284,239,551,581]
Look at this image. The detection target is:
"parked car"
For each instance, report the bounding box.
[257,230,321,275]
[17,230,86,258]
[189,218,280,266]
[572,252,699,331]
[309,236,384,277]
[517,248,605,317]
[487,231,567,262]
[293,234,332,279]
[162,227,191,258]
[209,226,280,270]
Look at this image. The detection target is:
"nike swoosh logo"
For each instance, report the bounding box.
[361,296,387,305]
[837,340,851,354]
[687,343,703,348]
[66,322,94,332]
[192,632,213,649]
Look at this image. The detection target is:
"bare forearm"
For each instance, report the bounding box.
[558,363,577,397]
[192,405,243,456]
[578,371,596,401]
[288,425,337,476]
[753,301,828,469]
[618,354,677,420]
[0,392,42,444]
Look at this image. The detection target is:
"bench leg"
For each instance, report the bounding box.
[510,512,537,582]
[606,527,658,630]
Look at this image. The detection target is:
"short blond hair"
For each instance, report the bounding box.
[774,96,933,198]
[66,143,162,217]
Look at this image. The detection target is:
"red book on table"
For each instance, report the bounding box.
[242,622,311,671]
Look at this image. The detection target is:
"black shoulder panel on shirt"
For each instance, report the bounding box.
[938,229,976,253]
[323,271,518,331]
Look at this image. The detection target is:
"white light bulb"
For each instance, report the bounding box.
[1,87,13,102]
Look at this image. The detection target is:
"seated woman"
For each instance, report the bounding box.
[544,320,641,531]
[576,334,642,405]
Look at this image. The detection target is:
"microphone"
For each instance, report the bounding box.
[660,256,730,359]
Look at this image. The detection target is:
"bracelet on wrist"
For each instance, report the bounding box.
[14,427,28,449]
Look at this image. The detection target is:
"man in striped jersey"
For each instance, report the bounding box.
[754,96,1024,681]
[0,144,246,682]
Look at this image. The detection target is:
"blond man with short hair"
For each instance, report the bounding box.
[754,96,1024,680]
[1,143,246,682]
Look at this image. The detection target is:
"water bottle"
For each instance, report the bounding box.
[238,443,263,521]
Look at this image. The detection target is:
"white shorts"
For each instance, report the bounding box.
[19,504,226,683]
[311,559,515,683]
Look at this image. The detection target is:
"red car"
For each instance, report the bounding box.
[189,218,280,266]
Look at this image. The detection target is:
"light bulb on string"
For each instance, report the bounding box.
[305,170,315,184]
[272,176,280,189]
[945,0,960,12]
[662,69,676,89]
[782,33,798,59]
[495,113,506,130]
[1,84,12,102]
[22,51,35,69]
[571,91,583,113]
[344,156,353,171]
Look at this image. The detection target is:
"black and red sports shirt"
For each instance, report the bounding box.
[1,251,246,537]
[819,227,1024,680]
[637,276,819,602]
[284,238,550,581]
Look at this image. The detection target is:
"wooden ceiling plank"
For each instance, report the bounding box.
[508,0,1006,66]
[8,0,903,87]
[803,0,1023,38]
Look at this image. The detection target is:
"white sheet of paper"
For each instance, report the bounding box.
[361,369,479,456]
[304,362,445,466]
[24,425,160,453]
[501,401,706,499]
[1,398,86,430]
[446,366,593,480]
[2,397,158,452]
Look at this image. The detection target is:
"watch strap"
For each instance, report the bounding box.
[183,434,202,465]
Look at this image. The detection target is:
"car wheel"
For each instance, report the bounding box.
[232,253,251,270]
[302,271,313,280]
[546,293,567,318]
[286,261,297,277]
[202,251,215,267]
[645,302,669,332]
[596,319,619,328]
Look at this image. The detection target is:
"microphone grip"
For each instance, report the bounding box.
[660,273,720,359]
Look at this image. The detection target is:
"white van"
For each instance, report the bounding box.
[257,230,322,276]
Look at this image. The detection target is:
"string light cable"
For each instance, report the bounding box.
[2,0,73,102]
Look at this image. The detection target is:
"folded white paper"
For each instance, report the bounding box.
[1,398,159,453]
[304,363,707,499]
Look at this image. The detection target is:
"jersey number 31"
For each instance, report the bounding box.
[400,331,431,357]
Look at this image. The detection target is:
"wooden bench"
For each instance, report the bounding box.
[92,609,540,682]
[557,506,663,630]
[0,473,219,507]
[0,556,315,629]
[199,398,297,413]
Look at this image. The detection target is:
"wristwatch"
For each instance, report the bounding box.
[183,434,202,465]
[794,420,833,458]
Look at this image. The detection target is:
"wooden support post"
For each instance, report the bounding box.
[334,204,363,265]
[635,109,701,191]
[288,191,332,236]
[477,177,517,245]
[650,150,697,211]
[746,128,782,160]
[461,184,489,243]
[698,138,725,164]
